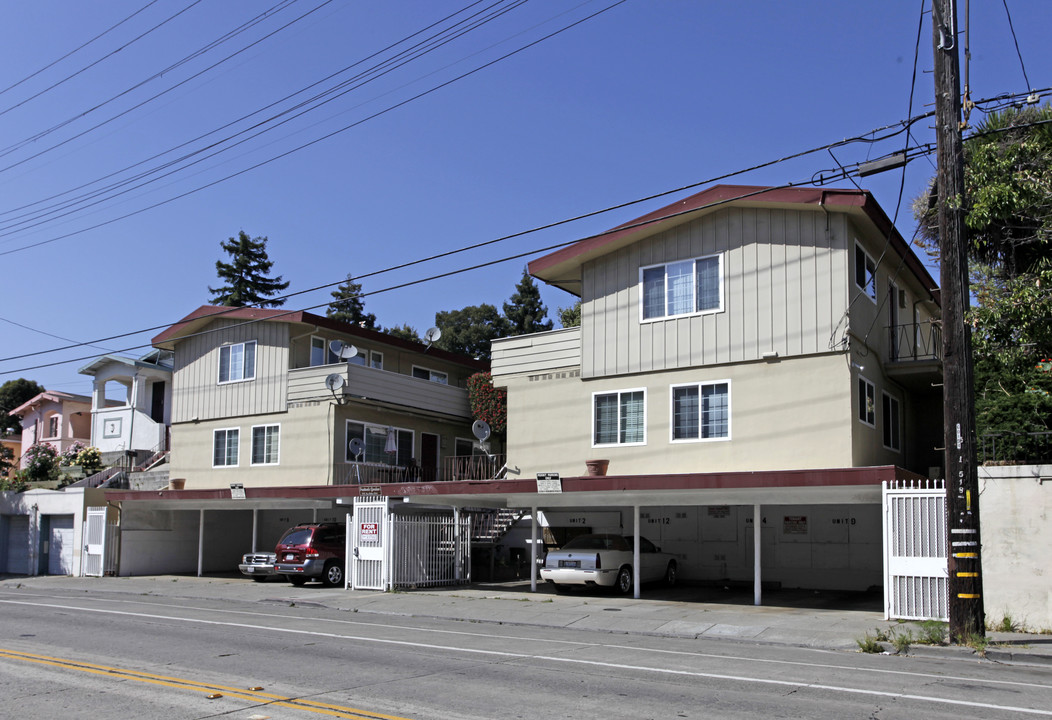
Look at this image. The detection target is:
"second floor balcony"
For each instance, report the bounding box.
[333,453,507,485]
[288,363,471,419]
[885,321,942,392]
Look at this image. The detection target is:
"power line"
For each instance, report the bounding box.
[0,0,161,99]
[0,0,204,120]
[0,0,628,257]
[1001,0,1032,91]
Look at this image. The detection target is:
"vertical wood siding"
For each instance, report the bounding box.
[581,207,849,378]
[171,319,289,423]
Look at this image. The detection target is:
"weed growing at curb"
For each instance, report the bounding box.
[856,633,883,653]
[891,628,914,654]
[916,620,947,645]
[965,632,990,657]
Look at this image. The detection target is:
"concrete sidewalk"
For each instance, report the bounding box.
[3,574,1050,665]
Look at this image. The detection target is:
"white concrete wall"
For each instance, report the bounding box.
[0,488,101,576]
[979,465,1052,631]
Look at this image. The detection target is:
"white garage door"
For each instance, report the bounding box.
[48,515,75,575]
[5,515,30,575]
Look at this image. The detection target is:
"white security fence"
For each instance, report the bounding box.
[882,479,948,621]
[82,506,120,577]
[348,499,471,591]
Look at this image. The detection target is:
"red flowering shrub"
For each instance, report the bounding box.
[467,372,506,434]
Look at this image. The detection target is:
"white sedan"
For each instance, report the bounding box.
[539,533,677,594]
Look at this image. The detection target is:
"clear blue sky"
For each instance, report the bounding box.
[1,0,1049,395]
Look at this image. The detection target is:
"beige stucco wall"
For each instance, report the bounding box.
[501,352,882,479]
[979,465,1052,631]
[169,399,477,490]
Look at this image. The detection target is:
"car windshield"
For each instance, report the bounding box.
[561,534,630,551]
[277,529,312,546]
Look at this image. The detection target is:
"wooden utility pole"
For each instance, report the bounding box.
[932,0,985,640]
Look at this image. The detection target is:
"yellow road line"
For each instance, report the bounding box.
[0,648,412,720]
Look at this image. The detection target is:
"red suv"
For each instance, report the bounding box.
[273,522,346,587]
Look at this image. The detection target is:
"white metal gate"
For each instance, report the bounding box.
[389,514,471,589]
[883,479,948,621]
[350,500,388,590]
[82,507,118,577]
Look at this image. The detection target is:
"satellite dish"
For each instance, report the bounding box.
[472,419,491,442]
[424,326,441,349]
[348,437,364,457]
[329,340,359,360]
[324,374,345,392]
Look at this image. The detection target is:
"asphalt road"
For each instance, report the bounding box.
[1,585,1051,719]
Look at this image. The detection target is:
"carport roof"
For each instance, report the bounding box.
[106,466,921,511]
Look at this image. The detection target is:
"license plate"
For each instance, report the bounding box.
[284,553,295,561]
[246,567,255,573]
[559,560,580,568]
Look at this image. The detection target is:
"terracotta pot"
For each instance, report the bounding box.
[169,478,186,490]
[585,459,609,476]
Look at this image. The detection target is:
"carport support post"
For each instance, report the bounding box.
[251,509,259,552]
[197,509,205,577]
[530,506,538,592]
[633,505,641,599]
[753,504,761,606]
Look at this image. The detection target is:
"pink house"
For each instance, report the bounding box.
[10,391,92,469]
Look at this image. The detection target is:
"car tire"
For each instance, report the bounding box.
[322,561,344,587]
[287,575,307,586]
[665,561,678,587]
[615,566,633,594]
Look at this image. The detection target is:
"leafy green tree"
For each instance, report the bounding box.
[0,378,45,435]
[208,231,290,307]
[557,300,582,328]
[913,104,1052,453]
[434,304,509,361]
[503,270,553,335]
[467,372,506,434]
[383,324,422,344]
[327,275,378,329]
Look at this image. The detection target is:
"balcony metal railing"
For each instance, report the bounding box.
[981,432,1052,465]
[443,453,507,481]
[887,321,942,363]
[334,462,423,485]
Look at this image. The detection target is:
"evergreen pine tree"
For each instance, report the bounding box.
[503,270,553,335]
[327,275,378,329]
[208,231,290,307]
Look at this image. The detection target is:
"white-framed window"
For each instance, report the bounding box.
[347,348,368,366]
[251,424,280,465]
[882,392,901,452]
[218,341,256,383]
[857,376,876,427]
[412,366,448,384]
[310,336,340,366]
[46,414,60,439]
[640,254,723,321]
[671,381,730,441]
[212,428,239,467]
[593,389,646,446]
[370,351,383,370]
[346,421,414,467]
[854,242,877,302]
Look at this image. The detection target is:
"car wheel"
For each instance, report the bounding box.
[251,576,267,583]
[665,561,678,587]
[615,566,633,594]
[322,561,344,587]
[287,575,307,586]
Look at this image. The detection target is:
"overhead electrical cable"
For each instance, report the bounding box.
[0,0,161,99]
[0,0,629,256]
[0,0,327,171]
[0,0,205,120]
[1001,0,1032,91]
[0,0,527,234]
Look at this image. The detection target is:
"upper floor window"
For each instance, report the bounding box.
[640,254,722,321]
[855,243,877,302]
[251,424,280,465]
[369,351,383,370]
[672,381,730,441]
[413,366,448,384]
[213,428,239,467]
[882,392,901,452]
[857,376,875,427]
[310,336,339,366]
[46,415,60,438]
[593,389,646,446]
[346,421,413,467]
[218,341,256,383]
